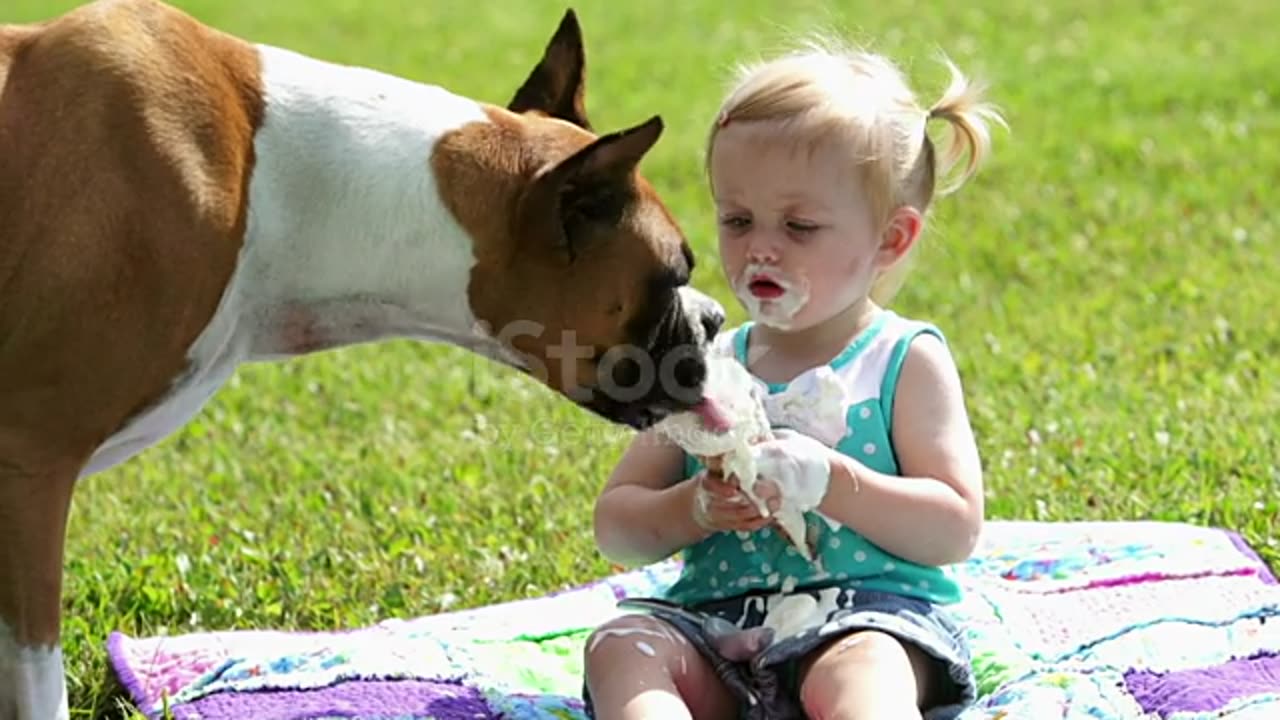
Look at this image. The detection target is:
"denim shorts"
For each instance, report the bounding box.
[583,584,976,720]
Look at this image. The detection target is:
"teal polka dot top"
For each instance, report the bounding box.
[663,310,964,607]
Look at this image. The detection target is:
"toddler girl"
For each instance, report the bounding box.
[583,35,1005,720]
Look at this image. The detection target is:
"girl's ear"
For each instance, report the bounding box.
[877,206,923,268]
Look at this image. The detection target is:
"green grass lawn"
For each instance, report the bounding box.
[6,0,1278,717]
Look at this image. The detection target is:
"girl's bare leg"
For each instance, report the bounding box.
[584,614,738,720]
[798,630,938,720]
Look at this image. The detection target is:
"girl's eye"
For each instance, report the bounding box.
[720,216,751,230]
[786,220,819,234]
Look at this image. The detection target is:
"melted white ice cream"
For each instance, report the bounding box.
[655,353,851,559]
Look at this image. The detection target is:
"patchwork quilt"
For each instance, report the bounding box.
[108,521,1280,719]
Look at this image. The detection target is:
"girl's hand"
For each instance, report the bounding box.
[750,429,836,511]
[699,453,725,475]
[690,467,772,534]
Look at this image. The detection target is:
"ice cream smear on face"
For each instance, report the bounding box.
[656,352,841,561]
[733,264,810,329]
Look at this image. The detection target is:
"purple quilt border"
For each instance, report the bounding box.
[1227,530,1278,584]
[106,631,152,714]
[1124,650,1280,716]
[175,678,492,720]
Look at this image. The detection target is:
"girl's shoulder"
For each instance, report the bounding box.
[708,323,749,361]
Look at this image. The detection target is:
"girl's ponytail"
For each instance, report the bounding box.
[927,58,1007,194]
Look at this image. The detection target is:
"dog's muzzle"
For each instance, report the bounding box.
[679,286,727,349]
[585,287,726,430]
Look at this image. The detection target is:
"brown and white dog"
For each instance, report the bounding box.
[0,1,726,717]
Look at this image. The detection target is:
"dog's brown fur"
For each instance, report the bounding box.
[0,5,709,710]
[0,0,263,649]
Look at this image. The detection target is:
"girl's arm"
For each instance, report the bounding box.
[592,430,712,567]
[815,333,985,566]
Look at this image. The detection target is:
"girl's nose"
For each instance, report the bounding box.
[746,232,780,264]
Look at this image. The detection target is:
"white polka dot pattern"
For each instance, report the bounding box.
[659,317,962,608]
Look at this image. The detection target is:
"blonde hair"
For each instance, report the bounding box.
[706,36,1008,304]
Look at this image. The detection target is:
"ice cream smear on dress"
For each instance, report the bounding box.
[656,351,852,561]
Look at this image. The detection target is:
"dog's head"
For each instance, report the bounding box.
[432,9,725,430]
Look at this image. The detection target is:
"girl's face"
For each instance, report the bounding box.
[710,124,893,333]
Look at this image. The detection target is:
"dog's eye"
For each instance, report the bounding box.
[559,189,625,261]
[566,189,622,224]
[563,180,625,221]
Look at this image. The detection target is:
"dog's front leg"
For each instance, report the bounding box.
[0,450,76,720]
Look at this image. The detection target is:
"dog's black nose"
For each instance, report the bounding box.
[701,304,725,340]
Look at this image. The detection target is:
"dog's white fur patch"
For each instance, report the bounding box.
[82,43,507,478]
[0,620,68,720]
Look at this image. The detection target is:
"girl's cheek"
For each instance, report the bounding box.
[719,245,744,273]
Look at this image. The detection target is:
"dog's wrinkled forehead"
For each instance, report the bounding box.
[430,7,724,429]
[629,258,696,347]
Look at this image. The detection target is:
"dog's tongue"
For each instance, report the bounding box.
[693,397,733,433]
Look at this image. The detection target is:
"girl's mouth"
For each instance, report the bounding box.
[748,276,786,299]
[735,266,809,330]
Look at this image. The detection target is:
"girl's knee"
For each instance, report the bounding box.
[802,629,913,680]
[583,615,735,720]
[584,615,686,668]
[799,631,920,720]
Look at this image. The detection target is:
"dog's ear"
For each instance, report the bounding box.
[523,116,663,261]
[553,115,662,187]
[508,9,591,131]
